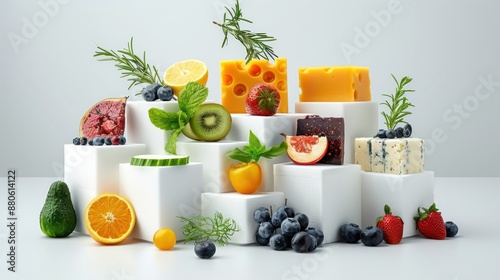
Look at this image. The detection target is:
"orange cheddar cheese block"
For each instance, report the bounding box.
[220,58,288,113]
[298,66,371,102]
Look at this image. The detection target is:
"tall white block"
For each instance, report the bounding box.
[177,140,248,193]
[294,102,378,164]
[119,163,203,242]
[274,163,361,244]
[360,171,435,237]
[63,144,146,233]
[201,192,285,244]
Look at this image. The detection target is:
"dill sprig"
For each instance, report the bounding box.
[93,37,162,95]
[380,74,415,130]
[178,211,239,247]
[213,0,278,64]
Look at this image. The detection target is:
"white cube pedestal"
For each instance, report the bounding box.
[225,113,308,191]
[177,140,247,193]
[201,192,285,244]
[119,163,203,242]
[360,171,434,237]
[274,163,361,244]
[294,102,378,164]
[63,144,146,233]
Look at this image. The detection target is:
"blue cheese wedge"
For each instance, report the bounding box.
[354,137,424,175]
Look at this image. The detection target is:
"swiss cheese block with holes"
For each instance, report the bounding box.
[220,58,288,113]
[298,66,371,102]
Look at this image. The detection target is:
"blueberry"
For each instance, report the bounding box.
[73,137,80,145]
[360,226,384,246]
[258,222,274,239]
[385,130,396,139]
[403,123,412,138]
[376,129,387,138]
[269,234,287,251]
[394,127,404,138]
[88,138,94,146]
[271,209,288,228]
[255,230,270,245]
[339,223,362,243]
[305,227,324,246]
[105,137,112,145]
[291,232,312,253]
[281,218,301,237]
[93,136,105,146]
[194,241,216,259]
[142,83,161,101]
[80,137,88,145]
[445,221,459,237]
[294,213,309,231]
[277,205,295,218]
[119,136,126,145]
[157,86,174,101]
[308,234,318,252]
[253,207,271,223]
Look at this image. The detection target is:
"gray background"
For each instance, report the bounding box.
[1,0,499,177]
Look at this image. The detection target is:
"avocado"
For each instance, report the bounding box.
[39,180,77,237]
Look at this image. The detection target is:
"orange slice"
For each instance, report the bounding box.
[163,59,208,96]
[84,193,136,245]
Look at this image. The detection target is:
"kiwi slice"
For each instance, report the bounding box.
[190,103,232,142]
[182,123,202,141]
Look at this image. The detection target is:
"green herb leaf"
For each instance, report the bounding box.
[165,128,183,155]
[226,130,286,163]
[178,82,209,118]
[178,211,239,247]
[226,147,254,163]
[148,108,180,131]
[260,141,287,159]
[380,74,415,130]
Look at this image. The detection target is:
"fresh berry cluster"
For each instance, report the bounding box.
[141,83,175,102]
[375,123,412,139]
[254,205,324,253]
[72,136,126,146]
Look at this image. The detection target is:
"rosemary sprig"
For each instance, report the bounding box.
[380,74,415,130]
[178,211,239,247]
[94,37,162,95]
[213,0,278,64]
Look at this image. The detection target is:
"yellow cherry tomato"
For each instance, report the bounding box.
[228,161,262,194]
[153,228,176,250]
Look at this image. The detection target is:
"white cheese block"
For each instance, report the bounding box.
[354,137,424,175]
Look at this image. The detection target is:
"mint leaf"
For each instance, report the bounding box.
[148,108,180,130]
[178,82,209,118]
[226,130,287,163]
[165,127,183,155]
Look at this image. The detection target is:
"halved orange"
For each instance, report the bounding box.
[163,59,208,96]
[84,193,136,245]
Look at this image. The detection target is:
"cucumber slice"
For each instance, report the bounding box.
[130,154,189,166]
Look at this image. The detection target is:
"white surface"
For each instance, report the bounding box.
[360,171,435,237]
[0,177,498,279]
[201,192,285,244]
[119,163,203,242]
[274,163,361,244]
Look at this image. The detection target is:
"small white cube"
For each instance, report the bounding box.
[274,163,361,244]
[201,192,285,244]
[63,144,146,233]
[294,102,378,164]
[177,140,247,193]
[119,163,203,242]
[360,171,435,237]
[225,113,308,191]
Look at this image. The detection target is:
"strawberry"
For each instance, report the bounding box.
[376,204,404,244]
[414,203,446,240]
[246,84,280,116]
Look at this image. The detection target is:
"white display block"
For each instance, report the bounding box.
[274,163,361,244]
[294,102,378,165]
[63,144,146,233]
[225,113,308,191]
[177,140,248,193]
[201,192,285,244]
[119,163,203,242]
[360,171,434,237]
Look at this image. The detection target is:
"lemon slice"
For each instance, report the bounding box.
[163,59,208,96]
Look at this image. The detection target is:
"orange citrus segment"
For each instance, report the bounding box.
[163,59,208,96]
[84,193,136,245]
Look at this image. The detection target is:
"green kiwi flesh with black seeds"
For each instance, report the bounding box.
[189,103,232,142]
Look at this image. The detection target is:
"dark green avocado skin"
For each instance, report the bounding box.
[40,181,77,238]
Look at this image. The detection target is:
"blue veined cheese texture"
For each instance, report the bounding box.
[354,137,424,175]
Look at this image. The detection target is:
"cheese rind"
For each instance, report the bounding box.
[354,137,424,175]
[298,66,371,102]
[220,58,288,113]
